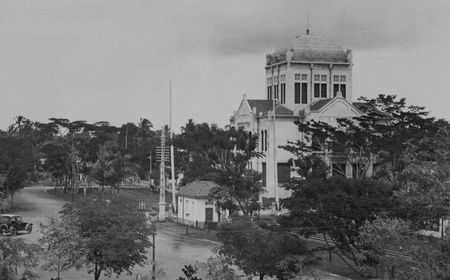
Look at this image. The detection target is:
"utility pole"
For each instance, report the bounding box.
[158,128,166,221]
[169,82,176,214]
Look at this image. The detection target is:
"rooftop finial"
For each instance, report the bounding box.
[306,12,310,35]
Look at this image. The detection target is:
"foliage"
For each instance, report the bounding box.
[281,94,450,275]
[280,175,394,274]
[197,255,240,280]
[217,217,312,280]
[60,198,153,280]
[0,135,36,201]
[0,237,41,280]
[394,122,450,230]
[177,265,202,280]
[175,120,263,216]
[358,216,410,278]
[39,216,85,279]
[408,236,450,280]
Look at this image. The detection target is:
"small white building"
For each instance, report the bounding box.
[177,180,226,228]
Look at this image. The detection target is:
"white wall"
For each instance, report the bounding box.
[177,196,219,228]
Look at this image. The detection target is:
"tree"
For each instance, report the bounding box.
[217,217,312,280]
[281,94,449,275]
[177,265,202,280]
[279,175,395,275]
[61,198,153,280]
[393,122,450,230]
[0,135,35,203]
[0,237,41,280]
[39,216,85,279]
[358,216,410,278]
[198,255,240,280]
[175,120,263,216]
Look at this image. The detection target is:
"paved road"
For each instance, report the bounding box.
[12,185,215,280]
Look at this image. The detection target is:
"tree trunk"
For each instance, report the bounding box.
[94,262,101,280]
[259,273,265,280]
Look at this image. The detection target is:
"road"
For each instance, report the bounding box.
[12,186,352,280]
[13,185,215,280]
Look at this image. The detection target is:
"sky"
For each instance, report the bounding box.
[0,0,449,132]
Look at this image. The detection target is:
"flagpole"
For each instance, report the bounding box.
[170,82,176,214]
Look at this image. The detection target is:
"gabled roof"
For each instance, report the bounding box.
[307,97,362,117]
[309,99,333,111]
[261,105,294,117]
[178,180,220,199]
[247,99,273,115]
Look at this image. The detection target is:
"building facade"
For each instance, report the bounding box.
[230,33,364,206]
[177,180,226,228]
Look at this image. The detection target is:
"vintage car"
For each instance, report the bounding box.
[0,214,32,236]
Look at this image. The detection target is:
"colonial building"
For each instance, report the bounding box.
[230,33,366,206]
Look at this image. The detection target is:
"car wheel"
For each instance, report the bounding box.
[26,224,32,233]
[10,227,17,236]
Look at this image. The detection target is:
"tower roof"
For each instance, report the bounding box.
[267,34,350,65]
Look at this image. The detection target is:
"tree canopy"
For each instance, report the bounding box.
[60,198,153,280]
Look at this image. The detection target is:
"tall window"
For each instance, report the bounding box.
[295,82,308,104]
[260,130,268,151]
[280,83,286,104]
[314,74,328,98]
[302,83,308,103]
[260,130,264,151]
[267,86,272,100]
[264,130,268,151]
[295,83,300,104]
[333,75,347,98]
[274,84,279,100]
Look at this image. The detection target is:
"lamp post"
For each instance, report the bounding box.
[151,222,156,280]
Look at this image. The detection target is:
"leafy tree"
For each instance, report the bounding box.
[90,144,137,193]
[394,122,450,230]
[281,94,449,275]
[279,175,394,275]
[177,265,202,280]
[0,237,41,280]
[175,120,263,216]
[61,198,153,280]
[217,217,312,280]
[39,216,85,279]
[198,255,240,280]
[358,216,410,278]
[355,95,439,186]
[0,135,35,202]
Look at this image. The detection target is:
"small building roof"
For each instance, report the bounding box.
[178,180,220,199]
[247,99,273,115]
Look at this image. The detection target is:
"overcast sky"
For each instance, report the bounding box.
[0,0,449,131]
